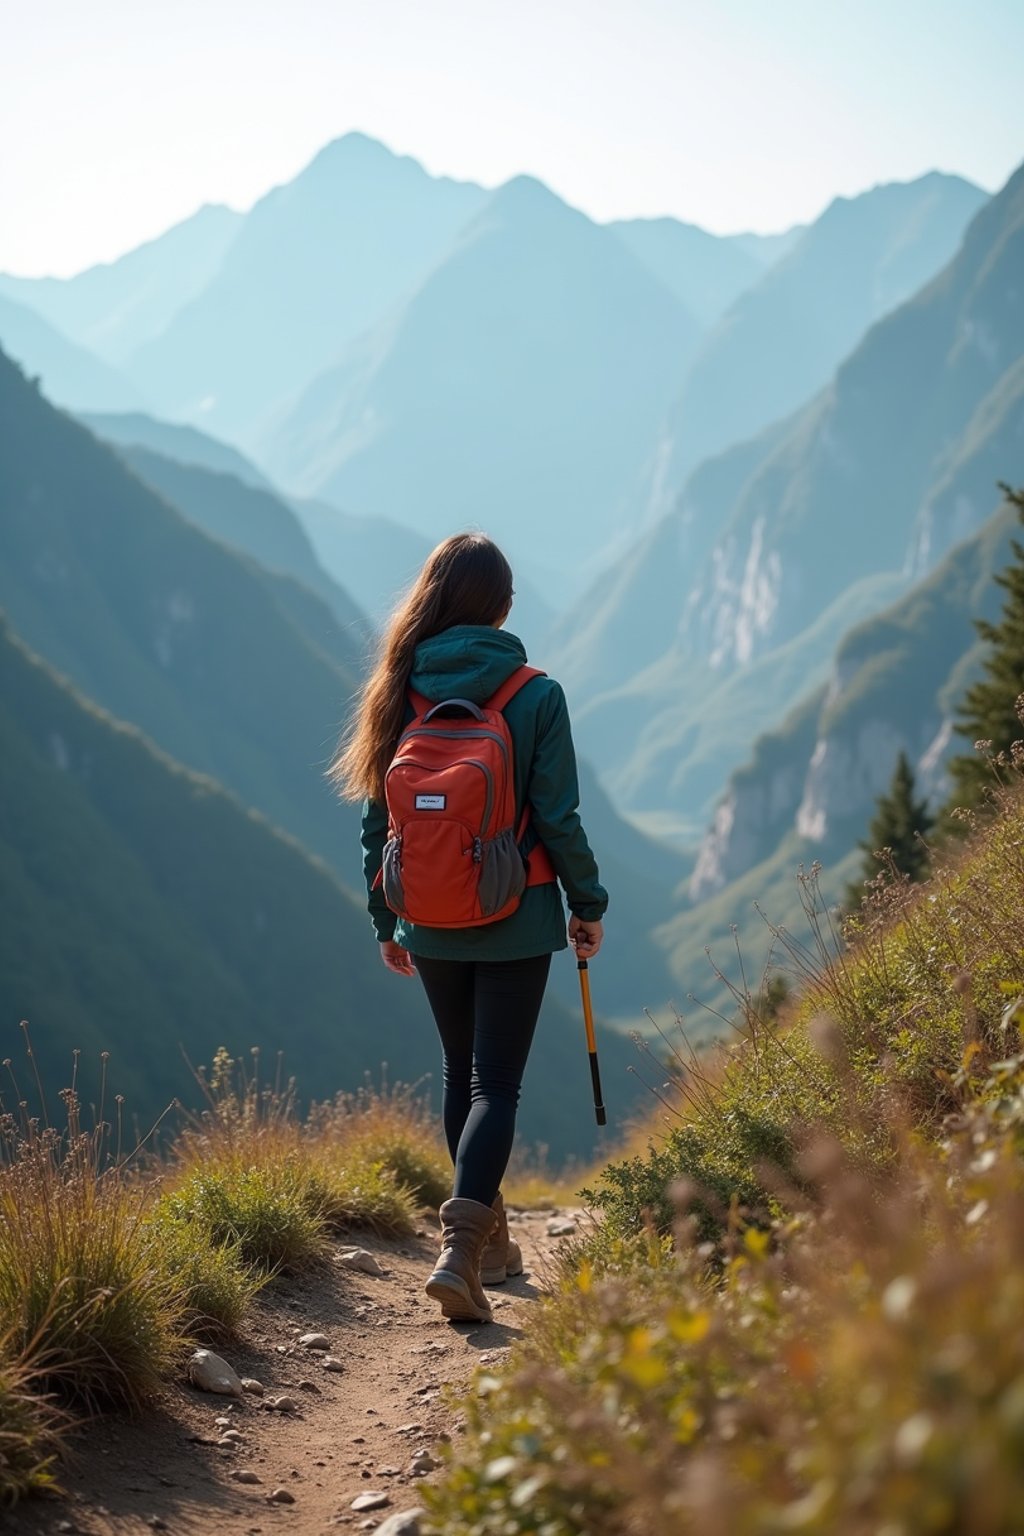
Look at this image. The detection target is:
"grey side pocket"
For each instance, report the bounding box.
[382,835,405,915]
[478,828,527,917]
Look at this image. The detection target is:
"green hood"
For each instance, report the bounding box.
[408,626,528,704]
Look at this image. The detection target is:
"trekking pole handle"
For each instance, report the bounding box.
[577,958,607,1127]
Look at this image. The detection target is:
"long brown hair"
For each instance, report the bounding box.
[330,532,514,803]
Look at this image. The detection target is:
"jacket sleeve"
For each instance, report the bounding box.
[526,682,609,922]
[360,797,397,943]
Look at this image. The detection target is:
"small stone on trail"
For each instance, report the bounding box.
[336,1248,385,1276]
[546,1217,577,1237]
[409,1449,439,1474]
[242,1378,265,1396]
[268,1487,296,1504]
[188,1348,244,1396]
[231,1470,263,1485]
[266,1395,299,1414]
[351,1490,391,1512]
[299,1332,330,1350]
[56,1524,76,1534]
[215,1415,233,1427]
[219,1432,244,1447]
[376,1511,426,1536]
[396,1423,422,1435]
[323,1356,345,1372]
[297,1379,320,1392]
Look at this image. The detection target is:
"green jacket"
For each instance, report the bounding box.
[360,626,608,961]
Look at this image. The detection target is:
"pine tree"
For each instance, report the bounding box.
[846,751,934,909]
[947,485,1024,810]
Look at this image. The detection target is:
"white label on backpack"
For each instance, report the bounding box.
[415,794,447,810]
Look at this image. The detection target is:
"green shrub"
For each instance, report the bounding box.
[146,1207,264,1340]
[164,1161,327,1272]
[309,1079,451,1210]
[313,1152,419,1236]
[0,1117,183,1412]
[0,1336,64,1504]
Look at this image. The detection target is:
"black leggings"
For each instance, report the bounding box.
[414,953,552,1207]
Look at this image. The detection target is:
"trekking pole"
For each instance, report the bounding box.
[577,958,607,1126]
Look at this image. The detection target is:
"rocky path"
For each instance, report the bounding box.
[10,1206,583,1536]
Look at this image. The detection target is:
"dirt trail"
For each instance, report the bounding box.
[9,1207,580,1536]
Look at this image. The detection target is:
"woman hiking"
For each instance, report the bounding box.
[332,532,607,1324]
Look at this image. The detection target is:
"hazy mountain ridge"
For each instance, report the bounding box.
[114,443,370,648]
[0,203,241,364]
[80,408,275,491]
[265,172,702,600]
[0,293,147,413]
[650,171,988,502]
[126,133,489,445]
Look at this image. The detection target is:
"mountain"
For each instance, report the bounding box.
[730,226,806,265]
[111,444,369,650]
[265,174,701,601]
[0,204,241,364]
[80,409,275,491]
[554,160,1024,822]
[0,616,637,1158]
[685,486,1018,907]
[651,490,1019,1010]
[0,294,146,412]
[652,172,988,500]
[127,134,488,445]
[0,347,364,884]
[609,218,765,327]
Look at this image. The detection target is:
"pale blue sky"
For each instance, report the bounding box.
[3,0,1022,276]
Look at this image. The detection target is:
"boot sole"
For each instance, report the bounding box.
[425,1270,492,1323]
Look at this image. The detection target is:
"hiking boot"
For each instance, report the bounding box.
[425,1198,498,1323]
[480,1192,524,1286]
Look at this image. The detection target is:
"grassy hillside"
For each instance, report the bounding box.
[426,762,1024,1536]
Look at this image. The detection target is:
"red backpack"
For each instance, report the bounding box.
[378,665,556,929]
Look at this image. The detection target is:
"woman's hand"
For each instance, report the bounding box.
[380,940,416,977]
[569,916,604,959]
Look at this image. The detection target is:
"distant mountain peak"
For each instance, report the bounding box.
[482,173,586,230]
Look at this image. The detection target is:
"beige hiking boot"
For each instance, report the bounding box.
[425,1198,498,1323]
[480,1191,524,1286]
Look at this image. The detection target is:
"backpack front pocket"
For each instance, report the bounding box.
[391,818,480,926]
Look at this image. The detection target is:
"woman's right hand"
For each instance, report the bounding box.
[569,916,604,959]
[380,940,416,977]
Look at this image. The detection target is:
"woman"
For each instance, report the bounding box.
[332,533,607,1324]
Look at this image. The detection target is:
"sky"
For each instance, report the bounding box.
[3,0,1023,278]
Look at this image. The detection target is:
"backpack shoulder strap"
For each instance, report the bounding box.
[407,688,432,717]
[486,665,546,714]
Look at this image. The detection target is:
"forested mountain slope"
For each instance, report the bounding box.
[0,349,363,884]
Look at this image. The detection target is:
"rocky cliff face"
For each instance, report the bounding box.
[688,495,1019,905]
